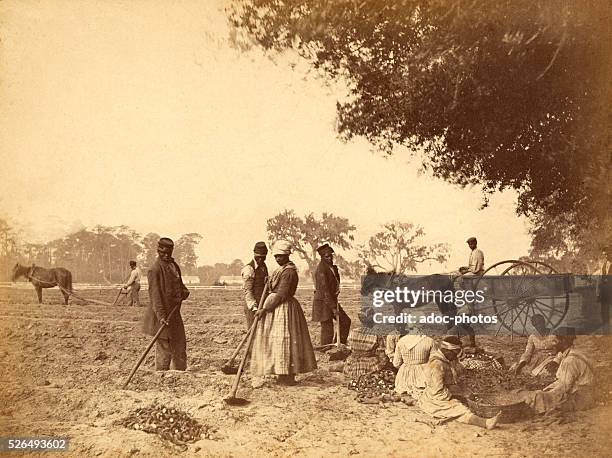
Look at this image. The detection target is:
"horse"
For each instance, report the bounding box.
[11,263,73,305]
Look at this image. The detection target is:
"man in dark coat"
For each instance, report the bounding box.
[240,241,269,329]
[312,243,351,345]
[144,237,190,370]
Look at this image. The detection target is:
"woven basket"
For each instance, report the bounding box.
[467,394,534,423]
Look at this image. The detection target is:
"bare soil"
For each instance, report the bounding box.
[1,287,611,457]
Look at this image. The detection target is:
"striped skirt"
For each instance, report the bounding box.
[250,297,317,376]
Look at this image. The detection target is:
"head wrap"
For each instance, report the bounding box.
[466,237,477,244]
[158,237,174,253]
[317,243,334,256]
[272,240,292,256]
[253,241,268,256]
[441,336,462,351]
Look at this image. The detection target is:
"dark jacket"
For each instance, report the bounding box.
[247,259,269,304]
[143,257,190,337]
[312,261,340,322]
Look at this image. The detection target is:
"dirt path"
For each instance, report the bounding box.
[0,288,611,457]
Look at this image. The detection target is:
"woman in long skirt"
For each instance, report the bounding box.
[250,240,317,385]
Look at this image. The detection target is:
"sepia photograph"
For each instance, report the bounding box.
[0,0,610,456]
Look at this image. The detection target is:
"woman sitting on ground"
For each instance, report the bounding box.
[417,336,501,430]
[393,333,437,400]
[521,333,595,414]
[343,308,389,379]
[509,314,558,377]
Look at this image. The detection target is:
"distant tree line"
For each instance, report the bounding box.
[0,217,202,283]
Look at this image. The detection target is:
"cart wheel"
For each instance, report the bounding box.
[503,261,568,333]
[472,261,569,335]
[523,260,559,275]
[474,262,569,335]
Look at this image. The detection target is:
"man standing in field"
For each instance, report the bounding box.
[240,242,269,329]
[122,260,141,306]
[459,237,485,276]
[312,243,351,345]
[144,237,190,371]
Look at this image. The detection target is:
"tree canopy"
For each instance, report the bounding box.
[360,221,449,274]
[266,209,356,278]
[228,0,611,256]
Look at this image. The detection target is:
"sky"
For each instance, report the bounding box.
[0,0,532,274]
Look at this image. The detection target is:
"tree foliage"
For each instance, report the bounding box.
[173,233,204,275]
[361,221,449,274]
[266,209,356,279]
[5,225,203,282]
[228,0,611,255]
[0,217,20,280]
[197,259,245,285]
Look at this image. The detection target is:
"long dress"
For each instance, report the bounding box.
[522,348,595,413]
[250,262,317,376]
[417,349,471,420]
[393,335,437,397]
[343,328,387,379]
[518,334,558,376]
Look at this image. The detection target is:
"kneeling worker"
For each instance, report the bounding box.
[521,332,595,413]
[417,336,500,429]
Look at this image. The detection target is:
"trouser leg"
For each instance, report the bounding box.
[132,283,140,307]
[155,338,172,370]
[338,307,351,344]
[169,318,187,371]
[320,319,334,345]
[244,304,255,330]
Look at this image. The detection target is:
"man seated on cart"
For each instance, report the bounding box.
[459,237,485,276]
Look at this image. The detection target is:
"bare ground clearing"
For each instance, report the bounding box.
[1,288,611,457]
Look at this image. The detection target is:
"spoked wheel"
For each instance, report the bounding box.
[472,261,569,335]
[523,260,559,275]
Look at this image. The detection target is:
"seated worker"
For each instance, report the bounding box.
[393,334,437,399]
[520,333,595,414]
[343,308,388,379]
[509,314,558,376]
[417,336,501,429]
[459,237,485,276]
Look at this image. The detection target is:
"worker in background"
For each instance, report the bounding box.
[240,241,269,329]
[312,243,351,345]
[123,260,141,307]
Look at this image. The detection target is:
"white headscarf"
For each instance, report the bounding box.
[272,240,292,256]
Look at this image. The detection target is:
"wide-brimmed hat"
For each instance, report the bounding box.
[466,237,477,244]
[317,243,334,256]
